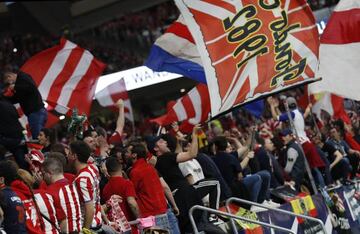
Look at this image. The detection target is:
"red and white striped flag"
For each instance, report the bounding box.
[95,78,134,122]
[311,92,350,124]
[150,83,210,132]
[21,38,106,117]
[309,0,360,100]
[175,0,319,118]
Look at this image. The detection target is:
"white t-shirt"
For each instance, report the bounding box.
[178,159,205,184]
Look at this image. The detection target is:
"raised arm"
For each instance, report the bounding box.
[267,96,280,120]
[176,125,201,163]
[303,103,313,119]
[115,99,125,135]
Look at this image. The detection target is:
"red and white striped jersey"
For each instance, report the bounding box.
[34,190,60,234]
[47,178,82,233]
[74,164,102,228]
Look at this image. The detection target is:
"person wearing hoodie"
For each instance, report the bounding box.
[17,169,60,234]
[0,160,44,233]
[0,161,27,234]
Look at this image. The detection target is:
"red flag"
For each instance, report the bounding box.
[150,83,210,133]
[21,38,106,119]
[95,78,134,122]
[175,0,319,117]
[312,92,350,124]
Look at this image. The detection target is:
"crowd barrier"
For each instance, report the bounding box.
[193,180,359,234]
[231,181,360,234]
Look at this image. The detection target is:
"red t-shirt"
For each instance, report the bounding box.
[46,178,82,233]
[102,176,137,221]
[129,159,167,217]
[302,141,326,168]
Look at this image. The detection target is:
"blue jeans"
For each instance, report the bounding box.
[256,170,271,203]
[166,208,180,234]
[155,213,171,232]
[27,108,47,139]
[242,174,262,202]
[312,167,326,188]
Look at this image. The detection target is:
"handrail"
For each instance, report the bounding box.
[226,197,328,234]
[189,205,296,234]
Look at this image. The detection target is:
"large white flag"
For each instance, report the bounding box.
[309,0,360,99]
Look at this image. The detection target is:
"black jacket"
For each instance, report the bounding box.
[7,71,44,115]
[0,99,23,139]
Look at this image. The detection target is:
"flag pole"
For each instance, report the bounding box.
[307,92,322,136]
[156,125,162,136]
[282,97,318,194]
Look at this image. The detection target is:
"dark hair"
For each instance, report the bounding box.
[333,120,345,136]
[131,143,147,159]
[161,134,177,153]
[213,136,228,152]
[95,127,107,138]
[42,157,63,174]
[1,68,15,82]
[105,157,122,174]
[47,152,67,169]
[83,129,95,139]
[70,141,91,163]
[40,128,51,138]
[40,128,55,144]
[0,160,19,186]
[109,145,123,155]
[50,143,67,156]
[288,103,297,109]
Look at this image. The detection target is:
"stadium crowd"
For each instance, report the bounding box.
[0,1,352,234]
[0,67,359,234]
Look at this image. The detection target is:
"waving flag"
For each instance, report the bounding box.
[147,16,265,117]
[311,92,350,124]
[145,16,206,84]
[175,0,319,118]
[243,99,264,118]
[150,83,210,132]
[95,78,134,122]
[309,0,360,100]
[21,38,106,117]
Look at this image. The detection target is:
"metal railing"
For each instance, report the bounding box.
[226,197,328,234]
[189,205,296,234]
